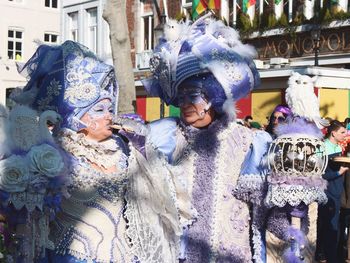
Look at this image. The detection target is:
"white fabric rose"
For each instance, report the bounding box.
[27,144,64,178]
[0,155,29,192]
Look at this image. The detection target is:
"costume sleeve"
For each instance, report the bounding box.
[266,207,291,240]
[147,117,178,162]
[233,130,272,204]
[125,142,195,262]
[114,114,147,157]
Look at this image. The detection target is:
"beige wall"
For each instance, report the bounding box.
[0,0,60,106]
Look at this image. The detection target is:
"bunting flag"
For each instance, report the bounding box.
[192,0,208,19]
[274,0,283,4]
[242,0,256,13]
[208,0,221,10]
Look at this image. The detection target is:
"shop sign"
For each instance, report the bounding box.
[246,27,350,59]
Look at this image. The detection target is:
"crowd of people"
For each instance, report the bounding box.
[0,15,348,263]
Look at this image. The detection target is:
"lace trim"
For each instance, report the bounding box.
[251,211,264,263]
[265,185,328,207]
[233,174,266,205]
[210,121,235,255]
[146,131,197,228]
[14,211,54,262]
[9,192,45,212]
[57,128,126,169]
[211,123,253,261]
[57,129,128,194]
[125,146,179,263]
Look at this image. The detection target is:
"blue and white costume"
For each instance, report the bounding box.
[138,15,285,262]
[11,41,134,263]
[7,41,180,263]
[146,117,272,262]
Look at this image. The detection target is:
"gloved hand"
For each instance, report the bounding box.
[114,114,148,156]
[113,114,149,136]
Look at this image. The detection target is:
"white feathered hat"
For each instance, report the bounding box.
[142,14,260,120]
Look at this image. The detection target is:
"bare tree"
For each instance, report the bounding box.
[103,0,136,114]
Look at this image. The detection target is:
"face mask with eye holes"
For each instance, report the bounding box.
[178,87,207,106]
[87,100,113,120]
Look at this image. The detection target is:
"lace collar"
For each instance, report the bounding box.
[178,115,230,143]
[56,129,128,193]
[57,128,125,169]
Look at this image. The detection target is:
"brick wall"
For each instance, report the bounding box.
[126,0,136,67]
[167,0,182,19]
[143,0,154,13]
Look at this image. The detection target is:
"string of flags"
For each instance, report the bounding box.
[192,0,221,19]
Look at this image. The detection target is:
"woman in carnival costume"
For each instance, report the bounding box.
[135,14,292,263]
[6,41,182,263]
[265,104,292,138]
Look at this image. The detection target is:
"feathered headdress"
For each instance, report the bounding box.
[143,14,260,120]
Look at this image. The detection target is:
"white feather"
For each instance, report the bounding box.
[222,98,236,121]
[286,72,328,129]
[164,19,185,42]
[205,19,256,58]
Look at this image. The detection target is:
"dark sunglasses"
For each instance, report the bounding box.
[272,116,286,123]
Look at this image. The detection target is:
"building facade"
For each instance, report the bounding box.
[3,0,350,124]
[128,0,350,125]
[61,0,112,60]
[0,0,60,106]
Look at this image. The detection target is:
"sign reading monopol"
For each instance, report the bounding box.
[247,27,350,59]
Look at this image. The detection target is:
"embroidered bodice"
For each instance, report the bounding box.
[50,129,131,263]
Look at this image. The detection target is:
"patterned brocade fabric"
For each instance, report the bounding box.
[148,117,270,262]
[49,130,132,263]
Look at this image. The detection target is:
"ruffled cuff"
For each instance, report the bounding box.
[234,131,272,204]
[233,174,267,204]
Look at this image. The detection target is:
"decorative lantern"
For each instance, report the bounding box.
[266,133,328,261]
[266,134,328,208]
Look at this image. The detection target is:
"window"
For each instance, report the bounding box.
[68,12,78,41]
[143,15,154,50]
[8,29,23,60]
[45,0,58,8]
[44,33,58,43]
[87,8,97,53]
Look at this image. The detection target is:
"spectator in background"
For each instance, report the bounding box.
[337,118,350,155]
[250,121,263,130]
[265,104,292,138]
[244,115,253,128]
[315,120,349,263]
[321,117,333,136]
[344,118,350,131]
